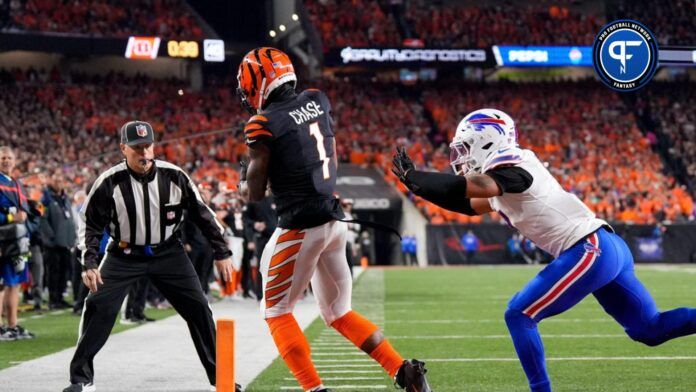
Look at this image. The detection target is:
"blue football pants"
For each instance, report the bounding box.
[505,227,696,392]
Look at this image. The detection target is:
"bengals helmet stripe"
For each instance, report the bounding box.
[237,47,296,115]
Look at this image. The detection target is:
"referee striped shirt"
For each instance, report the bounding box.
[77,160,231,269]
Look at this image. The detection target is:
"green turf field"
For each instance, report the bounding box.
[248,265,696,392]
[0,306,177,370]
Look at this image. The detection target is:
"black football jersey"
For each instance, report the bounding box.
[244,89,344,229]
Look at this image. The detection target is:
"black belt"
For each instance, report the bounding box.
[107,235,182,257]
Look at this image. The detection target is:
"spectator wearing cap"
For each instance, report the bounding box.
[63,120,237,392]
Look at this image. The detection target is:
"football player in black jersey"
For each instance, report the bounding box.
[237,47,431,392]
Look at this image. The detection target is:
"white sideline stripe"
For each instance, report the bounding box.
[313,352,369,356]
[424,356,696,363]
[314,359,374,363]
[314,342,353,346]
[385,300,507,305]
[314,347,359,351]
[284,377,383,381]
[386,318,614,324]
[320,370,382,374]
[642,265,696,273]
[389,334,626,339]
[281,386,387,390]
[315,364,380,368]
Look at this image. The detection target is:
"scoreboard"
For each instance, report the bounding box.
[124,36,224,62]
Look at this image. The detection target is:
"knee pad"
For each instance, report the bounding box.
[319,298,352,326]
[626,327,663,347]
[505,308,537,329]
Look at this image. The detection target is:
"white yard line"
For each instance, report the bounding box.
[388,334,628,339]
[319,370,382,374]
[284,376,383,381]
[385,318,614,324]
[314,364,381,369]
[280,385,387,390]
[424,356,696,363]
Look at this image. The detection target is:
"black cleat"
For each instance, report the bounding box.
[211,383,243,392]
[394,359,432,392]
[62,382,95,392]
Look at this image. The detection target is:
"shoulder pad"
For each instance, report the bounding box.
[482,147,525,173]
[244,114,273,145]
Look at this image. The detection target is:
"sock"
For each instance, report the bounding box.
[369,340,404,377]
[505,308,551,392]
[267,314,322,391]
[331,310,404,377]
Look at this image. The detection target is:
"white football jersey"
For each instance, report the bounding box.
[485,148,608,257]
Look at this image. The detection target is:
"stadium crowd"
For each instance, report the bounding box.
[303,0,402,49]
[608,0,696,46]
[0,0,205,39]
[638,81,696,195]
[403,1,604,47]
[303,0,695,49]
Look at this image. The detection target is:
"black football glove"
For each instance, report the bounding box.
[239,159,248,182]
[391,147,421,194]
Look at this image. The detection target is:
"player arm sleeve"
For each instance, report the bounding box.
[78,182,113,270]
[485,166,533,194]
[182,174,232,260]
[405,170,478,215]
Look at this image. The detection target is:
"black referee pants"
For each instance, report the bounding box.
[69,248,216,385]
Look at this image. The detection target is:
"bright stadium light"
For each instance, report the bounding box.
[178,89,184,96]
[269,30,276,37]
[279,24,286,32]
[292,14,299,21]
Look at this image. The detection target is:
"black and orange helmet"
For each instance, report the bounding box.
[236,47,297,115]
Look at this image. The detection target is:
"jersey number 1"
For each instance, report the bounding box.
[309,122,330,180]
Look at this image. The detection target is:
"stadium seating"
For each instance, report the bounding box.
[1,0,205,39]
[303,0,402,49]
[304,0,694,49]
[0,68,244,190]
[608,0,696,46]
[637,81,696,208]
[404,1,604,47]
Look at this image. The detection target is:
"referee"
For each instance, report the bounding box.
[63,121,236,392]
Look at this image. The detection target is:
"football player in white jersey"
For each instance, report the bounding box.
[392,108,696,392]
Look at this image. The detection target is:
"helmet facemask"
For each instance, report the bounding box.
[449,140,476,176]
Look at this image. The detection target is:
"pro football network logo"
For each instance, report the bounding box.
[593,20,658,92]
